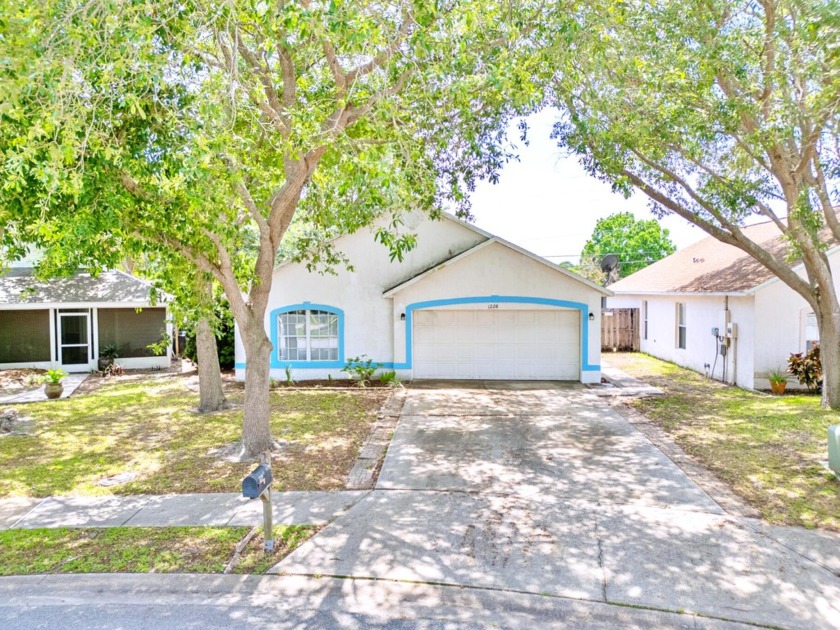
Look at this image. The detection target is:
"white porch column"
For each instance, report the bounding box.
[49,308,57,365]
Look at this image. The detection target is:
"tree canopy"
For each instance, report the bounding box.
[548,0,840,406]
[580,212,676,279]
[1,0,551,455]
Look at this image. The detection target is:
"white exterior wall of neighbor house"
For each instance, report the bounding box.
[609,294,755,388]
[236,215,605,383]
[751,249,840,390]
[234,216,488,381]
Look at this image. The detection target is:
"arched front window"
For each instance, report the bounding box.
[277,309,339,362]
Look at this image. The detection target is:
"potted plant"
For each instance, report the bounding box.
[768,368,788,395]
[98,343,120,371]
[43,369,68,400]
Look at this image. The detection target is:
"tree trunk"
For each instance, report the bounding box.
[240,317,274,460]
[195,316,229,413]
[815,299,840,409]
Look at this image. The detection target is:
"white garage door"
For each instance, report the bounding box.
[413,309,580,380]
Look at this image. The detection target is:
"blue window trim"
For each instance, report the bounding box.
[392,295,600,372]
[268,303,345,369]
[235,295,600,375]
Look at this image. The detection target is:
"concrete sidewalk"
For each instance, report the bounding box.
[591,365,664,397]
[0,491,368,530]
[0,373,88,404]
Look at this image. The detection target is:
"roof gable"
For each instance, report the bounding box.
[383,237,612,297]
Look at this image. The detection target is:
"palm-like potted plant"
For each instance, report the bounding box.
[768,368,788,395]
[43,369,68,400]
[98,343,120,371]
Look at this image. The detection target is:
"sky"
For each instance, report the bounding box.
[466,108,707,265]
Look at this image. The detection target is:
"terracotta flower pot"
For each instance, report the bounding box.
[44,382,64,400]
[770,381,787,395]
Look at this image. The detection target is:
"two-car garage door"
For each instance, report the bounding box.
[412,309,580,380]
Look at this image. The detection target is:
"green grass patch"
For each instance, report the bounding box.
[606,353,840,531]
[0,525,315,575]
[0,375,388,497]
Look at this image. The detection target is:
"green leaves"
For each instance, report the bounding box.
[549,0,838,235]
[580,212,676,278]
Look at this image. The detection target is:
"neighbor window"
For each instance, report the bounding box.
[98,308,166,358]
[676,302,687,349]
[642,301,648,341]
[277,309,339,362]
[805,312,819,350]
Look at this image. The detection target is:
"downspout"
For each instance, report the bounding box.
[724,296,737,386]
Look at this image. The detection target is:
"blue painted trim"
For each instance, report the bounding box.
[238,296,601,376]
[268,303,344,369]
[235,361,396,371]
[394,295,599,373]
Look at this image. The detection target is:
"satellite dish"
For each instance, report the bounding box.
[600,254,619,274]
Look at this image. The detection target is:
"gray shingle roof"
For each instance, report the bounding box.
[0,268,161,305]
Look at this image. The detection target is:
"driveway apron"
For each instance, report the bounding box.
[272,383,840,629]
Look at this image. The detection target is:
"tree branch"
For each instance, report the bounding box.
[620,168,815,306]
[345,10,415,86]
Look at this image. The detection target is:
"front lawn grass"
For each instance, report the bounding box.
[0,375,388,497]
[606,352,840,531]
[0,525,314,575]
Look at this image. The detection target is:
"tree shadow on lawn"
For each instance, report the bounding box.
[0,376,388,498]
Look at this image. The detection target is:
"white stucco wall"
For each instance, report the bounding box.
[751,267,835,390]
[609,294,755,388]
[237,215,606,383]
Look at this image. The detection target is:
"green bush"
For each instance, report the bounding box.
[182,301,235,369]
[341,356,380,387]
[788,345,822,393]
[378,370,401,387]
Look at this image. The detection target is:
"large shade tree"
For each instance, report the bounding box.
[2,0,549,457]
[549,0,840,407]
[581,212,676,279]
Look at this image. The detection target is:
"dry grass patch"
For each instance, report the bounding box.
[606,352,840,531]
[0,375,388,497]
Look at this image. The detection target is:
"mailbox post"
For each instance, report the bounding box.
[260,488,274,552]
[242,464,274,552]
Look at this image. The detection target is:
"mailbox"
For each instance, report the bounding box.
[242,464,273,499]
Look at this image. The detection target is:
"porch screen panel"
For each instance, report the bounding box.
[0,310,51,363]
[98,308,166,357]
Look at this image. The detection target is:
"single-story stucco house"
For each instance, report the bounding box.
[608,219,836,390]
[0,267,172,373]
[234,214,610,383]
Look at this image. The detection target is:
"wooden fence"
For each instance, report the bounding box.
[601,308,640,351]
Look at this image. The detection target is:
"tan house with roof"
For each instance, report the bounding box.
[607,220,831,391]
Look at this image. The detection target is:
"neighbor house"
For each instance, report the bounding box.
[0,266,172,373]
[234,213,610,383]
[608,219,835,390]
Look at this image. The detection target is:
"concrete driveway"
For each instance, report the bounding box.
[273,383,840,629]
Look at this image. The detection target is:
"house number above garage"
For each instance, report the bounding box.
[487,304,499,309]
